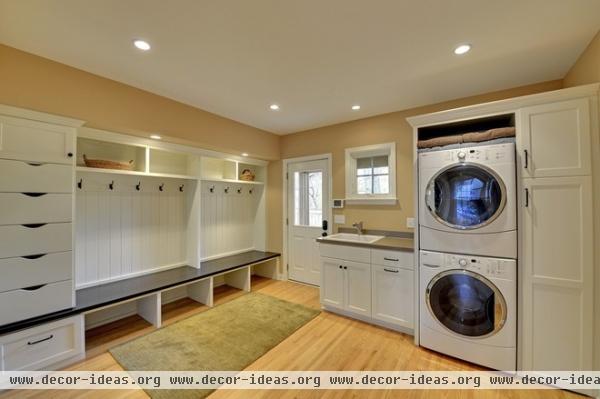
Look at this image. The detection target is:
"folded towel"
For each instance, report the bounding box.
[462,127,516,143]
[417,134,463,149]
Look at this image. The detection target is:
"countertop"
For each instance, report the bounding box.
[316,235,414,251]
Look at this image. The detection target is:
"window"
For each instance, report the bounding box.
[345,142,396,204]
[294,170,323,227]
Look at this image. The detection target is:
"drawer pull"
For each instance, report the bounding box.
[21,254,47,260]
[21,193,47,197]
[26,162,43,167]
[383,257,399,262]
[27,334,54,346]
[21,223,47,229]
[383,268,399,273]
[20,284,47,291]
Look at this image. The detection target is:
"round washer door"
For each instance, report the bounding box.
[426,270,507,338]
[425,163,506,230]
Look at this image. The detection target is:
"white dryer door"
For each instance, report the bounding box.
[425,163,506,230]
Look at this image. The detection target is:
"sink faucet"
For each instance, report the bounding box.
[352,221,364,235]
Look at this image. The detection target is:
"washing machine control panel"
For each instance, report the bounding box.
[444,253,510,278]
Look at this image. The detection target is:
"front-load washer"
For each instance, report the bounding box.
[419,142,516,258]
[419,250,516,371]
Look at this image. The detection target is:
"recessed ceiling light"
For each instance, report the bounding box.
[269,104,280,110]
[242,153,249,157]
[150,134,161,140]
[351,105,361,110]
[454,44,471,55]
[133,39,151,51]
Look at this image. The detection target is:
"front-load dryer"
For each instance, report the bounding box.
[419,250,516,371]
[419,142,517,258]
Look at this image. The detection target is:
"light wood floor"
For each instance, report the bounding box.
[1,277,578,399]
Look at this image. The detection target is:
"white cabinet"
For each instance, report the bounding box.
[319,243,414,332]
[372,264,413,329]
[521,176,593,371]
[320,256,371,318]
[0,115,75,165]
[519,98,591,178]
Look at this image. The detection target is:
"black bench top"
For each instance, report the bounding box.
[0,250,280,335]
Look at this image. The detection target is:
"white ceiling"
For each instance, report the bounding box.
[0,1,599,134]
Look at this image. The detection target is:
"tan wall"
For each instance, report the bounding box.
[0,44,280,160]
[564,31,600,87]
[266,80,563,251]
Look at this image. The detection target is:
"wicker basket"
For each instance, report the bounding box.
[83,154,135,171]
[240,169,255,181]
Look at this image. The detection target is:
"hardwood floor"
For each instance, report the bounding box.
[1,277,578,399]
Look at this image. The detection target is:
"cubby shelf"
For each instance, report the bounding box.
[76,166,199,180]
[200,177,264,185]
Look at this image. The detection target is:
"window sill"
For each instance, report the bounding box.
[344,197,398,205]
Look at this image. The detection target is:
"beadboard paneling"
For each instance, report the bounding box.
[75,173,190,288]
[200,181,261,260]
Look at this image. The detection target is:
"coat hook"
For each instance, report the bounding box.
[237,188,242,194]
[209,185,215,193]
[77,178,83,189]
[109,180,114,190]
[249,188,253,194]
[135,182,141,191]
[179,185,184,192]
[224,186,230,194]
[159,183,164,192]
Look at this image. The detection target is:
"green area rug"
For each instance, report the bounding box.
[110,292,320,399]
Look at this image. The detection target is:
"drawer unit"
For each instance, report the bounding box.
[371,264,414,329]
[0,193,72,225]
[0,223,72,258]
[371,248,414,269]
[318,243,371,263]
[0,115,75,165]
[0,315,84,371]
[0,159,73,193]
[0,252,72,293]
[0,280,73,325]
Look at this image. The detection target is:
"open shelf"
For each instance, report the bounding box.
[200,156,265,185]
[77,137,146,172]
[200,177,264,185]
[76,166,199,180]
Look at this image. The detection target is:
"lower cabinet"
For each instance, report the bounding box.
[371,264,413,330]
[320,244,414,333]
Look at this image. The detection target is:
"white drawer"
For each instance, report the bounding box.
[0,280,73,326]
[371,248,414,269]
[0,115,75,165]
[0,159,73,193]
[319,243,371,263]
[0,193,72,225]
[0,252,72,293]
[0,223,72,258]
[0,315,84,371]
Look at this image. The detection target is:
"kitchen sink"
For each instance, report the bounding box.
[323,233,384,244]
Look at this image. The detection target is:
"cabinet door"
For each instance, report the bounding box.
[320,257,344,309]
[522,176,593,372]
[344,260,371,317]
[0,115,75,165]
[519,98,591,178]
[371,264,413,329]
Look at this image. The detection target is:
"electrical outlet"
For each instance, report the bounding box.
[406,217,415,228]
[334,215,346,224]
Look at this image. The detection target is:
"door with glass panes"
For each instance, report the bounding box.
[287,159,330,285]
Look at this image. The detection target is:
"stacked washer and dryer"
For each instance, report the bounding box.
[418,141,517,371]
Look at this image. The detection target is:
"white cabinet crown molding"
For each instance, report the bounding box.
[0,104,85,127]
[406,83,600,129]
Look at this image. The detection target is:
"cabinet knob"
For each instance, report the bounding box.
[67,152,73,158]
[339,265,342,269]
[344,266,348,270]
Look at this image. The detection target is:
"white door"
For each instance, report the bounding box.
[521,176,593,373]
[344,260,371,317]
[320,257,344,309]
[519,98,591,178]
[287,159,330,285]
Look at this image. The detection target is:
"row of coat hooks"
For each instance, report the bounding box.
[208,185,253,195]
[77,178,185,192]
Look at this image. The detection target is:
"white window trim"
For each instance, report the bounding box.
[345,142,397,205]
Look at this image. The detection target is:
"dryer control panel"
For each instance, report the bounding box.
[420,250,516,280]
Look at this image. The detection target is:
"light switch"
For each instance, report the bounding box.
[334,215,346,224]
[406,217,415,228]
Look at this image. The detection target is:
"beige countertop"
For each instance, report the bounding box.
[316,235,414,251]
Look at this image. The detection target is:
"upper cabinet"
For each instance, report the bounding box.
[518,98,591,178]
[0,115,76,165]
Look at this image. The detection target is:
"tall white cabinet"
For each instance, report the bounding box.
[519,97,595,373]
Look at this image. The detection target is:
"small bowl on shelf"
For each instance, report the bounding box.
[83,154,135,171]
